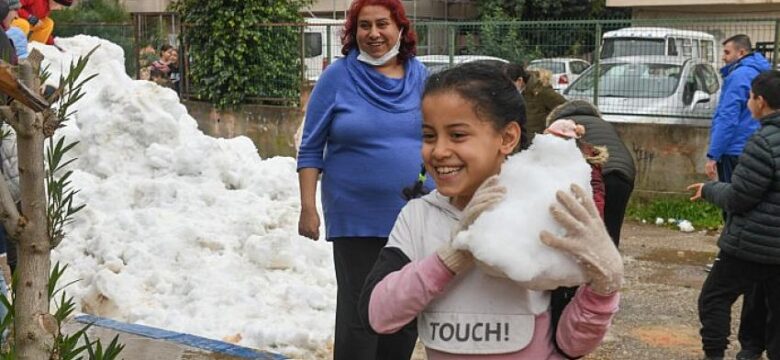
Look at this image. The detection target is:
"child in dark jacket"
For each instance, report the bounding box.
[688,70,780,360]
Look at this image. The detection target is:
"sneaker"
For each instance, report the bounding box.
[704,263,713,272]
[736,349,763,360]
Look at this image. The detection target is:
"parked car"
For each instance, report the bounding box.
[563,56,721,125]
[416,55,509,74]
[303,18,346,82]
[600,27,718,67]
[527,58,591,92]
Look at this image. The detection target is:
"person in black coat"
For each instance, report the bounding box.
[546,100,635,247]
[688,70,780,360]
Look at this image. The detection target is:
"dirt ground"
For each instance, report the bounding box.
[407,221,765,360]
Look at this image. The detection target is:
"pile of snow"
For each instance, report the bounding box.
[453,135,589,295]
[32,36,335,357]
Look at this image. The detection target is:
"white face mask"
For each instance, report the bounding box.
[358,29,403,66]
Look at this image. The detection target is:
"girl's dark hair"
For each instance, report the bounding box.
[402,164,429,200]
[159,44,173,55]
[402,61,529,201]
[751,70,780,109]
[425,61,528,148]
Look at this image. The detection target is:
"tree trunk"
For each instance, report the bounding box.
[13,61,52,360]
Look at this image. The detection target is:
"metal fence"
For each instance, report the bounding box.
[414,18,778,125]
[56,22,135,75]
[59,16,780,120]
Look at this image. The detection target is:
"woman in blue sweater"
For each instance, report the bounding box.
[296,0,429,359]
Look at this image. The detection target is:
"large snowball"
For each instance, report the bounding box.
[453,134,590,289]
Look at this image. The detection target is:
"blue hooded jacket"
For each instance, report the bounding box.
[708,52,771,161]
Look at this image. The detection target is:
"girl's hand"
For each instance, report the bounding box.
[540,184,623,296]
[687,183,704,201]
[439,175,506,274]
[456,175,507,233]
[298,207,321,241]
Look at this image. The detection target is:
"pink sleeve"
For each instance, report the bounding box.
[368,253,454,334]
[555,286,620,357]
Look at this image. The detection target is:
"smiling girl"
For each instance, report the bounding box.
[358,63,623,359]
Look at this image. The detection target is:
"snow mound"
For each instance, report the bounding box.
[35,36,335,357]
[453,135,589,290]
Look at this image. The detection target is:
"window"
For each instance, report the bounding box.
[304,33,323,57]
[529,60,565,74]
[677,38,693,57]
[602,38,666,58]
[701,40,715,63]
[667,38,678,56]
[571,61,589,74]
[699,64,720,94]
[567,63,682,98]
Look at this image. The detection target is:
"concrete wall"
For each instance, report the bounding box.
[184,101,303,159]
[613,123,710,195]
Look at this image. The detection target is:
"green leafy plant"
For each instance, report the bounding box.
[172,0,312,108]
[0,264,124,359]
[627,196,723,230]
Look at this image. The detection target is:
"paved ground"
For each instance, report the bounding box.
[408,221,765,360]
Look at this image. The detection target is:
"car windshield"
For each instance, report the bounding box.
[529,60,565,74]
[602,38,666,58]
[567,62,682,98]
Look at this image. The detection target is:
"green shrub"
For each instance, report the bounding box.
[50,0,129,24]
[172,0,312,108]
[627,196,723,230]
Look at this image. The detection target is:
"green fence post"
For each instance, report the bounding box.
[773,20,780,69]
[300,24,306,108]
[448,24,455,66]
[593,22,602,107]
[326,24,332,67]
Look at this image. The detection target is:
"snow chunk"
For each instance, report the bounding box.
[453,135,589,292]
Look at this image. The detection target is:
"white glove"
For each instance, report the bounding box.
[437,175,506,274]
[540,184,624,295]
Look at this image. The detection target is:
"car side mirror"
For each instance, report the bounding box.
[690,90,710,109]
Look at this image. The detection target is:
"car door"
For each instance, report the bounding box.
[681,62,720,118]
[569,61,590,83]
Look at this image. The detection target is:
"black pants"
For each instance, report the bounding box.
[603,172,633,247]
[332,237,416,360]
[716,155,767,354]
[698,252,780,358]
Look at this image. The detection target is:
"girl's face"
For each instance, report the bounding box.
[422,92,520,210]
[356,5,400,59]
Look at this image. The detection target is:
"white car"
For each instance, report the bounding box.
[527,58,591,92]
[564,56,721,126]
[417,55,509,74]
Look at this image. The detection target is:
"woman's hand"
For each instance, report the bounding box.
[540,184,623,295]
[298,207,321,241]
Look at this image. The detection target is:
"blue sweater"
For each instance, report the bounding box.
[708,52,770,161]
[297,50,430,239]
